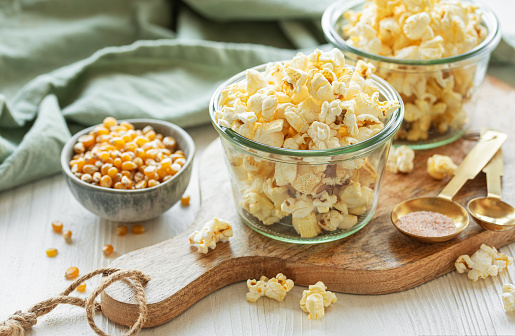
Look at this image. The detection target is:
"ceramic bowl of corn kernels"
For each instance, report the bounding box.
[322,0,501,149]
[61,118,195,222]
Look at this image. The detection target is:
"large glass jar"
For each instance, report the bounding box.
[322,0,501,149]
[209,63,404,244]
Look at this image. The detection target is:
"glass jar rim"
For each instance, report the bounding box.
[321,0,502,66]
[209,62,404,158]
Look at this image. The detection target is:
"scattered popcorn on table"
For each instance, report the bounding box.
[387,145,415,174]
[214,49,400,238]
[427,154,457,180]
[455,244,513,282]
[246,273,294,302]
[342,0,487,141]
[300,281,337,320]
[502,284,515,312]
[189,218,233,254]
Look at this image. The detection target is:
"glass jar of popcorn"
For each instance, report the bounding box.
[209,58,403,243]
[322,0,501,149]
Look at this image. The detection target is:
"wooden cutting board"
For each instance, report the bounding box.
[101,76,515,328]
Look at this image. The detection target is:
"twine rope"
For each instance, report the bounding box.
[0,268,150,336]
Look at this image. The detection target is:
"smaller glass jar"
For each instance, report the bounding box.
[322,0,501,149]
[209,63,404,244]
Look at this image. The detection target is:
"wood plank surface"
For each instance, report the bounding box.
[1,76,515,336]
[101,76,515,328]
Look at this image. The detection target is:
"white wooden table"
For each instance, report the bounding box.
[2,122,515,336]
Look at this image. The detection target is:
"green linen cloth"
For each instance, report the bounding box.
[0,0,513,191]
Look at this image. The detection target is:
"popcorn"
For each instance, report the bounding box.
[189,218,233,254]
[292,213,321,238]
[274,163,297,187]
[502,284,515,312]
[246,69,267,95]
[246,277,267,303]
[307,121,340,150]
[427,154,457,179]
[455,244,513,282]
[313,191,338,214]
[246,273,294,302]
[300,281,337,320]
[290,165,324,195]
[387,145,415,174]
[215,49,398,238]
[342,0,486,141]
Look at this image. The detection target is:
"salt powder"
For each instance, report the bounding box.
[396,211,457,237]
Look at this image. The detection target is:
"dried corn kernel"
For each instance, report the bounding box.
[114,182,127,190]
[121,161,137,170]
[79,135,95,148]
[163,136,176,150]
[76,283,87,293]
[62,230,72,243]
[115,225,128,236]
[46,248,58,257]
[65,267,79,280]
[81,174,93,183]
[74,142,85,154]
[132,224,146,234]
[119,121,134,130]
[107,167,118,178]
[92,172,102,183]
[51,221,63,233]
[135,180,147,189]
[121,176,132,188]
[181,195,190,206]
[100,175,112,188]
[142,125,154,134]
[103,117,117,128]
[113,158,122,168]
[103,244,114,256]
[148,179,159,188]
[83,164,98,175]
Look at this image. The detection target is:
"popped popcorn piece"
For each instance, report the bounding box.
[387,145,415,174]
[290,165,324,195]
[300,281,337,320]
[292,213,321,238]
[427,154,457,179]
[274,163,297,186]
[246,273,294,302]
[313,191,338,214]
[455,244,513,282]
[241,190,283,225]
[189,218,233,254]
[502,284,515,312]
[246,277,267,302]
[318,209,346,231]
[246,69,267,95]
[307,121,340,150]
[281,194,315,219]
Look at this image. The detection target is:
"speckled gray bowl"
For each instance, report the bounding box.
[61,119,195,222]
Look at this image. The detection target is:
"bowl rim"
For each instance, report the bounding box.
[209,62,404,158]
[321,0,502,66]
[61,118,196,194]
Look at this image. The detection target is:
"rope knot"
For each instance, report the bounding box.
[0,310,37,336]
[0,268,149,336]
